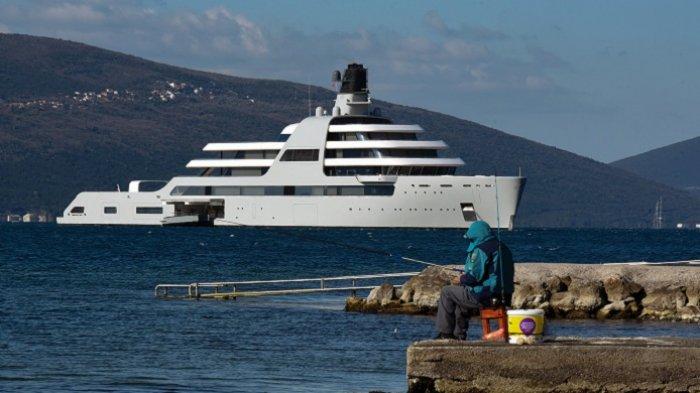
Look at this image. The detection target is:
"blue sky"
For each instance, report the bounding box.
[1,0,698,161]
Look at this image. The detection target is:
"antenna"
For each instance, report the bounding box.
[652,196,663,229]
[307,85,311,116]
[331,70,341,92]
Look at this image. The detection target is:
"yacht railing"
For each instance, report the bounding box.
[154,271,419,299]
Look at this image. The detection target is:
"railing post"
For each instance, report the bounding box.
[320,279,325,289]
[195,283,200,299]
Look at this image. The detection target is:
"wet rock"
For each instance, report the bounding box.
[344,296,366,312]
[596,297,640,319]
[603,274,644,302]
[679,305,700,323]
[366,283,397,306]
[549,277,605,318]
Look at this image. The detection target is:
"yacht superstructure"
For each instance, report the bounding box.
[58,64,525,228]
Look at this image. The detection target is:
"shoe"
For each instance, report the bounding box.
[434,332,456,340]
[456,334,467,341]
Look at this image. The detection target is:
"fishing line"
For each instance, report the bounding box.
[216,218,461,271]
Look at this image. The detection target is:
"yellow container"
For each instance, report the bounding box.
[507,309,545,344]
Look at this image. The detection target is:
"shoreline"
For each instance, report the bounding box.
[346,263,700,323]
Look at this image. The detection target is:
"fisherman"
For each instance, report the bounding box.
[435,220,514,340]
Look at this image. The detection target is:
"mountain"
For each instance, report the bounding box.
[611,136,700,198]
[2,33,700,227]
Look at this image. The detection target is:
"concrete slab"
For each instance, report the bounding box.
[407,337,700,392]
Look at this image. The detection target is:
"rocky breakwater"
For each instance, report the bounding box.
[345,263,700,322]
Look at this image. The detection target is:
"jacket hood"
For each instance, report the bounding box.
[464,221,495,252]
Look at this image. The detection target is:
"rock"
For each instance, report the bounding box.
[679,305,700,323]
[596,297,640,319]
[366,283,397,306]
[549,277,605,318]
[686,284,700,307]
[603,274,644,302]
[511,282,549,310]
[399,266,456,308]
[641,285,688,320]
[345,296,366,312]
[543,275,568,293]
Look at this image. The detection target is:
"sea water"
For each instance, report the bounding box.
[2,225,699,392]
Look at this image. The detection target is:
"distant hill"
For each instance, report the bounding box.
[2,33,700,227]
[611,136,700,198]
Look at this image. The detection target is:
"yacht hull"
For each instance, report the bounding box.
[58,176,524,229]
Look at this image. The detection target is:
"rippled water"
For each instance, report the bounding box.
[2,225,699,392]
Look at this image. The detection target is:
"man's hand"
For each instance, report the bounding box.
[450,275,461,285]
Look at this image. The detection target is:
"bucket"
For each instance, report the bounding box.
[507,309,545,344]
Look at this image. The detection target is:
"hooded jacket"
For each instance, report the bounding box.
[460,221,514,303]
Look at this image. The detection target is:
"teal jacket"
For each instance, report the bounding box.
[461,221,514,302]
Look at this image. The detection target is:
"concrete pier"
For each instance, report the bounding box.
[407,337,700,393]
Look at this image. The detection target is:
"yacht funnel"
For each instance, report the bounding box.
[339,63,367,93]
[333,63,371,116]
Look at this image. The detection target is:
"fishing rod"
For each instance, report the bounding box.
[399,256,464,272]
[495,172,506,306]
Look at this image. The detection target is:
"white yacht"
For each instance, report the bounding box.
[58,64,525,228]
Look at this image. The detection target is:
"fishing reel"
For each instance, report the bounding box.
[489,294,512,308]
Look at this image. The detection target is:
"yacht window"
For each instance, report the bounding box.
[212,186,240,196]
[296,186,325,196]
[136,207,163,214]
[264,186,284,196]
[364,185,394,196]
[168,185,393,196]
[200,168,215,176]
[70,206,84,214]
[339,186,364,196]
[280,149,319,161]
[367,132,417,140]
[241,187,265,196]
[230,150,279,159]
[170,186,207,196]
[104,206,117,214]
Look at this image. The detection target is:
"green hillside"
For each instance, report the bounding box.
[611,136,700,198]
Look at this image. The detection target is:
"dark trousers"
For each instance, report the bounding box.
[435,285,481,336]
